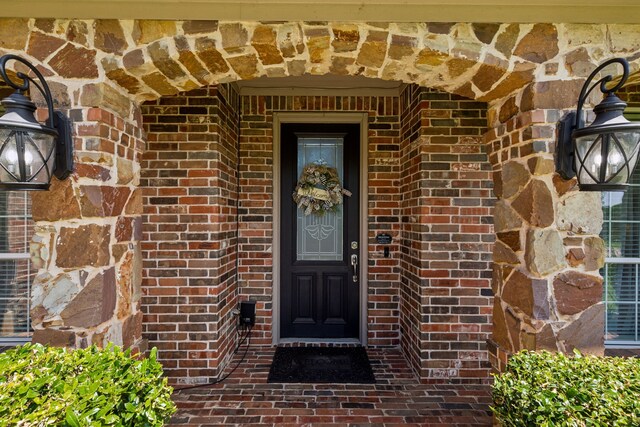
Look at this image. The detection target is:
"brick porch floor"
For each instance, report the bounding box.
[169,347,493,426]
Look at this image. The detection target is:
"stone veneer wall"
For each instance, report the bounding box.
[0,17,637,381]
[30,101,146,350]
[141,85,240,382]
[400,84,493,382]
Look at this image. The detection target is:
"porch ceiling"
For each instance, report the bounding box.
[2,0,640,23]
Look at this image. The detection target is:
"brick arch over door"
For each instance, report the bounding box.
[4,17,640,383]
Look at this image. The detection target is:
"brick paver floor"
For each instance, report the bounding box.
[169,346,492,426]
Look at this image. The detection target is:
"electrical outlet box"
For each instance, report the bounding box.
[239,300,256,327]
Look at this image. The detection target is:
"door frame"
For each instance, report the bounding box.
[272,112,368,345]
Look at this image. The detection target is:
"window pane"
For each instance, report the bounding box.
[0,192,34,339]
[296,137,344,261]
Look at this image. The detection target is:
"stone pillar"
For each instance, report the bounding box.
[30,82,145,351]
[488,79,606,373]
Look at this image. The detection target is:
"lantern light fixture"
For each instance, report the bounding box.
[556,57,640,191]
[0,54,73,191]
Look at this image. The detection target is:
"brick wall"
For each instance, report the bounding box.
[399,85,493,383]
[237,93,403,347]
[141,85,240,383]
[141,83,493,384]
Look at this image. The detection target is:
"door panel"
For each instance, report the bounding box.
[280,123,360,339]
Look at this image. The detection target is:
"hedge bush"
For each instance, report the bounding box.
[0,343,176,426]
[492,350,640,427]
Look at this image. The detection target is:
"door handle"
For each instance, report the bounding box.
[350,254,358,283]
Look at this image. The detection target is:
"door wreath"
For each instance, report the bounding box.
[293,162,352,216]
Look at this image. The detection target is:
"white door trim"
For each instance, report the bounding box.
[272,112,369,345]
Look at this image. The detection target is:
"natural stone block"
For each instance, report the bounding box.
[473,64,506,93]
[331,24,360,53]
[527,156,555,175]
[115,217,134,242]
[32,328,75,347]
[502,269,550,319]
[56,224,111,268]
[553,271,603,316]
[330,56,355,75]
[526,228,566,277]
[94,20,128,55]
[583,236,605,271]
[195,37,230,74]
[68,24,91,48]
[565,47,595,78]
[567,247,585,267]
[557,303,604,355]
[493,240,519,264]
[61,268,116,328]
[142,71,179,95]
[182,20,218,34]
[277,24,305,58]
[552,173,578,196]
[306,28,331,64]
[148,40,186,80]
[446,57,476,79]
[105,67,142,95]
[557,191,603,234]
[472,23,500,44]
[498,98,518,127]
[415,48,449,67]
[80,83,135,119]
[534,324,559,351]
[492,298,511,351]
[27,32,65,62]
[495,24,520,58]
[494,200,523,232]
[479,68,534,102]
[38,274,80,317]
[252,25,284,65]
[505,308,521,352]
[497,230,521,252]
[125,188,143,215]
[511,179,554,228]
[31,177,81,222]
[356,31,388,68]
[78,186,132,217]
[514,24,559,63]
[220,23,248,53]
[49,43,98,79]
[227,54,259,80]
[521,79,585,110]
[501,161,531,199]
[388,35,417,60]
[0,18,29,50]
[133,20,177,44]
[122,311,143,348]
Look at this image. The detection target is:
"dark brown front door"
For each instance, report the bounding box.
[280,123,360,339]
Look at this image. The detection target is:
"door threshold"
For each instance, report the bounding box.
[279,338,362,345]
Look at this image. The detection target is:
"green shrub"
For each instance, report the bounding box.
[0,343,176,426]
[492,350,640,427]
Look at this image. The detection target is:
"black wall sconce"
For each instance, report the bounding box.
[0,54,73,191]
[556,57,640,191]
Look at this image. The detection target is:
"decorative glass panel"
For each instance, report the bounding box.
[296,137,344,261]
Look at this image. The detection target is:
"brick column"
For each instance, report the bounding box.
[399,85,494,382]
[487,79,606,373]
[29,83,145,351]
[141,85,240,383]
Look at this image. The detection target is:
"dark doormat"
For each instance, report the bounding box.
[267,346,376,384]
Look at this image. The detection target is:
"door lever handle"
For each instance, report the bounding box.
[350,254,358,283]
